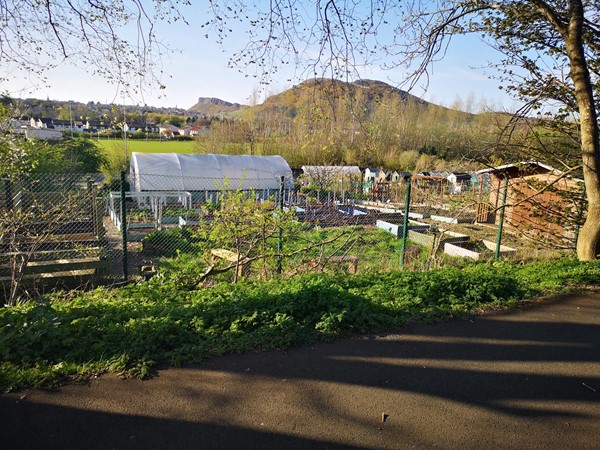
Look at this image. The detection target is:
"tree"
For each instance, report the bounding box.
[199,189,296,283]
[0,1,186,95]
[0,102,36,176]
[206,1,599,260]
[183,186,357,287]
[32,137,107,174]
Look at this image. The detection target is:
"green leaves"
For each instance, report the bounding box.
[2,257,600,392]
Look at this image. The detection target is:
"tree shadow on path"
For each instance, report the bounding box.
[1,294,599,449]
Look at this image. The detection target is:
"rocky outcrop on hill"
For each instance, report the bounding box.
[186,97,245,115]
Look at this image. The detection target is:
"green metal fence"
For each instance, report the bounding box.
[1,170,580,301]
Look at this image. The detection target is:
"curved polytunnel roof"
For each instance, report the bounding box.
[130,153,294,191]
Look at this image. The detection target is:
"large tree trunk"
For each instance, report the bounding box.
[564,0,600,260]
[578,203,600,259]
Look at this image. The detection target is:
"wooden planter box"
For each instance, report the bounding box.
[407,230,470,249]
[0,249,110,294]
[444,239,515,260]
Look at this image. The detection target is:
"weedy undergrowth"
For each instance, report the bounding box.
[1,257,599,392]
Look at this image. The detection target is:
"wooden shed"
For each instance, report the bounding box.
[476,161,584,243]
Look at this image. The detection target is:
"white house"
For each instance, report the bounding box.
[159,124,180,138]
[190,126,209,136]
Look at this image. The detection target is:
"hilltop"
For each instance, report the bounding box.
[238,78,467,123]
[261,78,431,111]
[6,78,458,122]
[186,97,246,116]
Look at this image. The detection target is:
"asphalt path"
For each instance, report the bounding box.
[1,292,599,449]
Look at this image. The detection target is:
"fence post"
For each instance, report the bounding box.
[120,170,128,280]
[277,176,284,274]
[495,177,509,260]
[400,176,412,269]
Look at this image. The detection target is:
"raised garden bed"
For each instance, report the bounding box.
[408,212,430,219]
[376,219,430,237]
[430,214,474,224]
[0,250,111,296]
[444,239,516,260]
[407,229,470,248]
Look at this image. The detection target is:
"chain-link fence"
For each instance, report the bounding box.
[112,171,484,286]
[0,173,122,303]
[1,169,581,300]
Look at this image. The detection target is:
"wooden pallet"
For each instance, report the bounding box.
[0,256,111,288]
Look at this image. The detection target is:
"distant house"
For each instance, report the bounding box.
[11,117,30,129]
[179,126,192,137]
[52,119,72,130]
[86,120,107,131]
[119,122,159,133]
[190,125,209,136]
[29,117,54,129]
[159,124,180,138]
[476,161,583,243]
[125,122,151,133]
[14,117,63,139]
[146,123,159,133]
[73,120,85,132]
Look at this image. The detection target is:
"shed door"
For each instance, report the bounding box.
[476,202,495,224]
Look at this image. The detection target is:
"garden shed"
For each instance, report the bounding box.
[130,153,294,193]
[364,168,387,184]
[447,172,472,193]
[475,161,584,243]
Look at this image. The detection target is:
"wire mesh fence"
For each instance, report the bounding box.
[1,169,582,301]
[0,173,122,303]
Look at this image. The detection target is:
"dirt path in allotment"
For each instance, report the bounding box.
[2,292,599,450]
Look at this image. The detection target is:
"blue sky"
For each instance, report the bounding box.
[3,3,518,112]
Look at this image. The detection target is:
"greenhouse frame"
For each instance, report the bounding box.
[130,152,295,202]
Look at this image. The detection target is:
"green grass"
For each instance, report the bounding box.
[96,139,197,154]
[1,257,599,392]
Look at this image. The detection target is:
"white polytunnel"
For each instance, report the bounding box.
[130,153,294,192]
